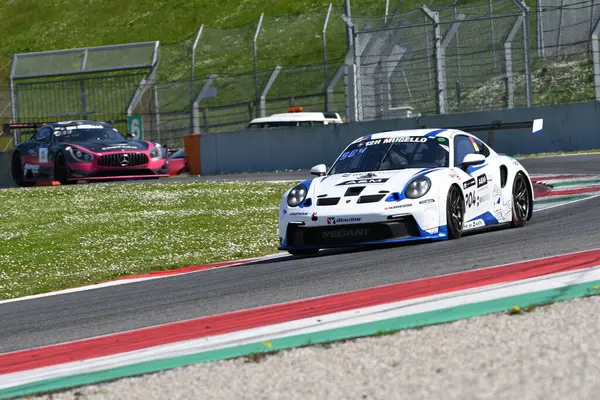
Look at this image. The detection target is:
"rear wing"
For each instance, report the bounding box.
[419,119,543,147]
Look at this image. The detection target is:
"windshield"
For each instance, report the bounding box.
[53,124,125,143]
[329,136,450,175]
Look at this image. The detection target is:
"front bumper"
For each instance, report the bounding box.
[278,200,446,250]
[67,159,169,180]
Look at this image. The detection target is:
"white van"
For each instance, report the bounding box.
[247,107,343,129]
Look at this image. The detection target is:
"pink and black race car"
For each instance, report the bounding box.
[9,120,169,186]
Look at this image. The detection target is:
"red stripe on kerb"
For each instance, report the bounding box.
[2,248,600,374]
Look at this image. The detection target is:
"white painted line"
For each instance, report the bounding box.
[2,265,599,391]
[534,193,600,213]
[0,253,288,306]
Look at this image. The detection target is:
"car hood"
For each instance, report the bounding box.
[67,140,150,153]
[308,168,437,197]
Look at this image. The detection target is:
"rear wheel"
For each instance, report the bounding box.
[287,249,319,256]
[11,153,34,187]
[511,172,530,228]
[446,185,464,239]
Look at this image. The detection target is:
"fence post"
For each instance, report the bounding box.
[592,19,600,101]
[253,13,264,119]
[260,65,282,118]
[421,5,445,114]
[193,73,217,133]
[504,15,524,109]
[512,0,533,107]
[344,0,353,51]
[452,0,462,101]
[536,0,545,58]
[344,64,357,122]
[323,3,333,99]
[342,15,360,121]
[190,25,204,132]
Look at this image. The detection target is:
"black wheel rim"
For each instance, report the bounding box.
[514,175,529,220]
[450,188,463,231]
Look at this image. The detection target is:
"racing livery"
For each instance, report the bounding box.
[278,127,539,256]
[9,120,169,186]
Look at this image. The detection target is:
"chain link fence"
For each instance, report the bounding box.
[4,0,600,148]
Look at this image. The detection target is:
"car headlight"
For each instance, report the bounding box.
[405,177,431,199]
[287,184,307,207]
[149,144,163,161]
[68,147,94,162]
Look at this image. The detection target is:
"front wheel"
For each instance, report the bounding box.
[287,249,319,256]
[446,185,464,239]
[511,172,531,228]
[54,153,76,185]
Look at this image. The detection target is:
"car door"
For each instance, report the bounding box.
[453,134,496,228]
[28,126,53,179]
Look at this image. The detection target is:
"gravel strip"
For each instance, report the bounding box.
[35,295,600,400]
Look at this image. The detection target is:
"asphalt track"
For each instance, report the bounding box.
[1,154,599,354]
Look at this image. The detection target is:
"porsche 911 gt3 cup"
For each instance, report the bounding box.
[278,125,541,256]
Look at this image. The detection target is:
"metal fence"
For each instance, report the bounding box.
[4,0,600,148]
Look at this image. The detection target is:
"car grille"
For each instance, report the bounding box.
[286,217,420,247]
[317,197,340,206]
[98,153,148,167]
[357,194,386,203]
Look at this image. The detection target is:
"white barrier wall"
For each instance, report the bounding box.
[199,101,600,175]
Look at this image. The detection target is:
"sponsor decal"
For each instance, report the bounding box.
[322,228,371,239]
[38,147,48,163]
[425,227,439,234]
[476,193,490,207]
[463,178,476,190]
[282,209,287,215]
[336,178,389,186]
[346,199,351,203]
[289,212,309,216]
[477,174,488,188]
[449,168,461,180]
[327,216,362,225]
[361,137,428,147]
[385,204,411,210]
[493,185,512,221]
[28,149,36,156]
[419,199,435,204]
[464,219,485,230]
[311,212,318,221]
[465,191,476,208]
[101,145,139,151]
[24,164,40,173]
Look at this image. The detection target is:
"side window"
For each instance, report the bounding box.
[35,127,52,142]
[453,135,476,167]
[471,137,490,157]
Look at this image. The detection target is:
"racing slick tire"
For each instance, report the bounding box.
[54,152,76,185]
[11,152,35,187]
[446,184,464,240]
[287,249,319,256]
[510,172,531,228]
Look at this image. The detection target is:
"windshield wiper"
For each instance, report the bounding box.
[374,142,395,171]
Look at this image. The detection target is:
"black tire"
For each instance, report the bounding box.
[287,249,319,256]
[11,152,34,187]
[446,185,465,239]
[511,172,531,228]
[54,153,76,185]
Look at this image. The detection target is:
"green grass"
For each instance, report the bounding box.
[0,181,297,300]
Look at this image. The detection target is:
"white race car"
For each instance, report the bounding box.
[278,125,541,256]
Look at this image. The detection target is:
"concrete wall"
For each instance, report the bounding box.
[0,152,14,188]
[200,101,600,175]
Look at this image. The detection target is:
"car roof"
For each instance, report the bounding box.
[249,112,342,124]
[48,120,111,127]
[351,128,473,144]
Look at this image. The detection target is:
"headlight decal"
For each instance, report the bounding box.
[67,146,94,162]
[149,143,163,161]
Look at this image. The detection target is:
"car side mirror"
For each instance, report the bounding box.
[461,153,485,170]
[310,164,327,176]
[126,133,135,139]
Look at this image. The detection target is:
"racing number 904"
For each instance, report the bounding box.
[465,191,476,208]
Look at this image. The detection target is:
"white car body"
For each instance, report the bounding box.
[278,127,538,255]
[248,111,343,129]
